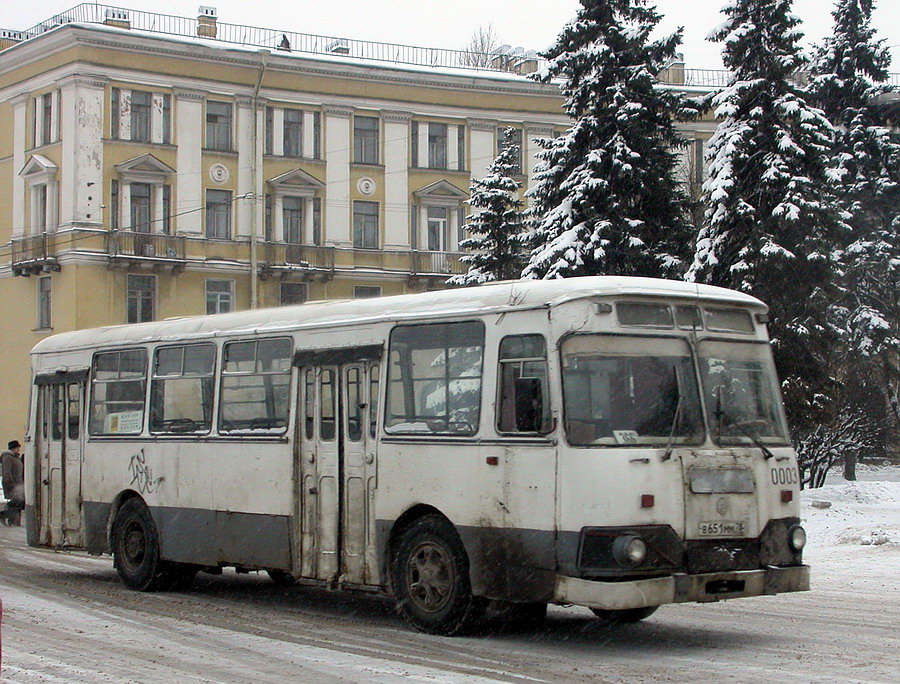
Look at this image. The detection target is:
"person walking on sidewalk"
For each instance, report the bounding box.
[1,440,25,526]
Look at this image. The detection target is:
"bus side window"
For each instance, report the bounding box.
[51,384,64,441]
[384,321,485,436]
[369,363,379,439]
[497,334,552,434]
[320,369,336,441]
[89,349,148,435]
[304,369,315,440]
[67,383,80,440]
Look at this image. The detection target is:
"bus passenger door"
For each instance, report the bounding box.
[37,384,65,545]
[340,363,378,586]
[62,382,85,547]
[299,366,340,582]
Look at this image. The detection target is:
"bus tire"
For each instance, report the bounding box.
[591,606,659,623]
[111,498,174,592]
[391,514,484,635]
[267,570,295,586]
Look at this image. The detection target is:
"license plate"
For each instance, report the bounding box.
[698,520,746,536]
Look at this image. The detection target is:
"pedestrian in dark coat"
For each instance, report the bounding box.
[1,440,25,526]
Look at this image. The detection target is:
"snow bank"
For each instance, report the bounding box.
[801,476,900,552]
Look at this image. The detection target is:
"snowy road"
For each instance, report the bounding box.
[1,483,898,683]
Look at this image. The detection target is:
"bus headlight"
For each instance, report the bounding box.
[613,535,647,566]
[788,525,806,551]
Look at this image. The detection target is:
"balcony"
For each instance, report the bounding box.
[260,242,466,281]
[106,231,187,271]
[10,234,61,276]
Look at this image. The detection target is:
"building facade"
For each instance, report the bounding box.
[0,5,719,440]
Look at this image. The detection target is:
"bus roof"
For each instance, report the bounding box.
[31,276,765,356]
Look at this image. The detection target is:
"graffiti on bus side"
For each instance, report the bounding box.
[128,449,163,494]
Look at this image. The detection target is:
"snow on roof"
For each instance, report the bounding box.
[31,277,765,357]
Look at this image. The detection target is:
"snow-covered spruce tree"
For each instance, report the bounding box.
[808,0,900,458]
[689,0,847,431]
[521,0,695,280]
[448,128,525,286]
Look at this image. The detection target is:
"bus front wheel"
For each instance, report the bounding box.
[391,515,485,635]
[591,606,659,623]
[112,498,188,591]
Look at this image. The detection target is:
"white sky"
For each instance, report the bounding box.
[5,1,899,71]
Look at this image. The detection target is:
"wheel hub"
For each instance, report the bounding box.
[406,542,454,613]
[122,522,146,569]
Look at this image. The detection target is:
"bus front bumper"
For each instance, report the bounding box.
[554,565,810,610]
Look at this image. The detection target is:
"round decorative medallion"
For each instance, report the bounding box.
[209,163,230,184]
[357,176,377,196]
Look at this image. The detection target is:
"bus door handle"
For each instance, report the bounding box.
[308,486,318,495]
[365,453,374,465]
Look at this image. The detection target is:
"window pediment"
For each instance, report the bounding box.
[115,153,175,183]
[19,154,58,183]
[413,180,468,205]
[267,168,325,197]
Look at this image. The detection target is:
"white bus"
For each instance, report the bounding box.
[26,276,808,634]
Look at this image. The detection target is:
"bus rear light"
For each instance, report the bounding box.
[485,456,499,466]
[781,490,793,503]
[641,494,655,508]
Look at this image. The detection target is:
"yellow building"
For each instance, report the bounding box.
[0,4,719,440]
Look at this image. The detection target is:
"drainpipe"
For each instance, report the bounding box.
[250,49,270,309]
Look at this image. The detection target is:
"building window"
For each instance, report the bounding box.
[426,206,448,251]
[36,184,48,232]
[264,194,272,241]
[457,126,466,170]
[354,286,382,299]
[162,185,171,233]
[127,274,155,324]
[353,201,379,249]
[498,128,523,175]
[206,101,232,151]
[206,279,234,315]
[130,183,151,232]
[428,123,448,169]
[312,197,322,244]
[284,109,302,157]
[111,88,120,139]
[313,112,321,159]
[265,107,273,155]
[37,276,51,329]
[280,282,308,305]
[41,94,53,146]
[110,180,119,230]
[205,189,232,239]
[162,94,172,144]
[354,116,379,164]
[283,196,303,243]
[131,91,151,143]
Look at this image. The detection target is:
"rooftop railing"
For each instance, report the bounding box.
[2,4,898,89]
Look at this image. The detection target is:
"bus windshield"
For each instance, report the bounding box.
[698,340,789,445]
[561,335,705,447]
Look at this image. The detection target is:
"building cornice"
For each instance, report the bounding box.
[467,118,499,132]
[322,104,354,118]
[56,73,109,89]
[381,110,412,124]
[173,87,206,101]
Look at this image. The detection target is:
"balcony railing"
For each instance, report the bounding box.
[10,233,60,276]
[106,231,186,262]
[261,242,465,278]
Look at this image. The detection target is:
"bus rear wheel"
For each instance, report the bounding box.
[112,498,185,591]
[391,515,485,635]
[591,606,659,623]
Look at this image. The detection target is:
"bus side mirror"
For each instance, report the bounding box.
[514,377,544,433]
